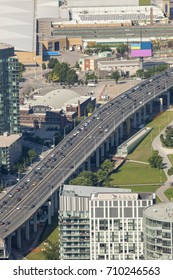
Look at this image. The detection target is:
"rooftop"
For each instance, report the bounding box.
[62,184,131,198]
[0,43,13,50]
[0,134,21,147]
[143,201,173,222]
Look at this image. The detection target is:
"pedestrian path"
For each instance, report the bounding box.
[152,120,173,202]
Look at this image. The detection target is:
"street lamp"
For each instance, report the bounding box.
[64,126,68,138]
[33,57,36,79]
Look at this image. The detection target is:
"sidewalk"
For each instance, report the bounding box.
[152,120,173,202]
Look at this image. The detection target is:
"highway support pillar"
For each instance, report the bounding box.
[96,148,100,168]
[106,138,109,153]
[51,195,54,216]
[119,124,123,140]
[149,102,153,114]
[143,105,146,122]
[159,97,163,112]
[7,235,11,255]
[48,201,51,225]
[25,220,30,241]
[33,212,37,233]
[111,133,114,147]
[101,142,105,160]
[133,113,137,129]
[126,117,131,136]
[138,110,142,125]
[115,130,119,147]
[54,190,58,211]
[167,91,170,108]
[17,228,22,249]
[87,158,91,171]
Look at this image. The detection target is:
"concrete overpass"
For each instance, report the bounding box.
[0,68,173,258]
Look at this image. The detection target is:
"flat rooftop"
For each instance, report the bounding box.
[62,184,131,198]
[0,43,13,50]
[0,134,21,147]
[143,201,173,222]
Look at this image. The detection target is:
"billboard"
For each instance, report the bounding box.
[130,41,152,57]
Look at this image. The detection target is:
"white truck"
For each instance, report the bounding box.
[87,83,96,87]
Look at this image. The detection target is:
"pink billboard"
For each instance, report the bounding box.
[131,49,152,57]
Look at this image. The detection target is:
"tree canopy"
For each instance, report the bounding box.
[148,150,163,169]
[111,70,120,84]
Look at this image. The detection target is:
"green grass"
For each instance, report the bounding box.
[110,162,166,185]
[168,154,173,166]
[139,0,151,5]
[128,111,173,162]
[164,188,173,201]
[26,214,59,260]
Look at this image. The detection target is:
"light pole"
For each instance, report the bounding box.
[33,57,36,79]
[64,126,68,138]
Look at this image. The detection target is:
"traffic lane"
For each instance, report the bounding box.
[1,69,173,234]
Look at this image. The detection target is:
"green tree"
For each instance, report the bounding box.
[28,149,37,164]
[48,58,58,68]
[116,44,128,56]
[148,150,163,169]
[69,171,98,186]
[18,62,25,81]
[86,102,95,114]
[111,70,120,84]
[43,241,60,260]
[66,69,78,85]
[42,63,46,70]
[101,159,114,175]
[96,169,108,184]
[75,61,80,68]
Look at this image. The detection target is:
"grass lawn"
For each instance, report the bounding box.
[110,162,167,185]
[26,214,59,260]
[128,111,173,162]
[164,188,173,201]
[168,154,173,166]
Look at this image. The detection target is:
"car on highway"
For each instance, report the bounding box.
[8,193,14,198]
[0,221,5,225]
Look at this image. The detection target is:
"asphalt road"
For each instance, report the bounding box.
[1,68,173,238]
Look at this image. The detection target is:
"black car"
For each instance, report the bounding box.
[31,205,35,208]
[2,201,7,205]
[0,221,5,225]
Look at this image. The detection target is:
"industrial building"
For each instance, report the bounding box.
[20,89,96,128]
[59,184,155,260]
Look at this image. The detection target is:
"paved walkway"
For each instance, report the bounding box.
[152,120,173,202]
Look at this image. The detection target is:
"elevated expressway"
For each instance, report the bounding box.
[0,68,173,254]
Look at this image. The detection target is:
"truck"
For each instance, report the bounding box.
[87,83,96,87]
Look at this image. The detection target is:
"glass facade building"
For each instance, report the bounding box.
[0,43,20,135]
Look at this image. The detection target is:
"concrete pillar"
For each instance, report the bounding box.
[87,158,91,171]
[51,195,54,216]
[7,235,11,255]
[126,117,131,136]
[25,220,30,241]
[96,148,100,168]
[149,102,153,114]
[48,201,52,225]
[143,105,146,122]
[111,133,114,147]
[159,97,163,112]
[17,228,22,249]
[120,124,123,139]
[115,130,119,147]
[167,91,170,108]
[82,163,86,171]
[138,110,142,125]
[133,113,137,129]
[54,190,58,211]
[101,142,105,159]
[106,138,109,152]
[33,212,37,233]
